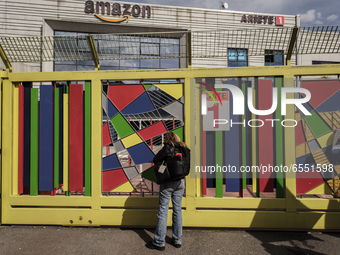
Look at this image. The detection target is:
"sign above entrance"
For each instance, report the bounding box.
[240,14,284,26]
[84,1,151,23]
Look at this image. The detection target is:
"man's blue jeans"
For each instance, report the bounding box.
[153,178,185,247]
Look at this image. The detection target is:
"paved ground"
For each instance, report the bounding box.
[0,225,339,255]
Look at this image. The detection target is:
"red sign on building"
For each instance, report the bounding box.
[276,16,284,26]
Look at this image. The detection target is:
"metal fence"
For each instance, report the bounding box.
[0,26,339,67]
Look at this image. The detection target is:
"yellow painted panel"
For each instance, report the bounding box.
[284,75,297,212]
[154,83,183,99]
[121,133,142,149]
[317,132,334,148]
[306,183,333,195]
[91,79,102,209]
[8,65,340,84]
[296,198,340,210]
[9,196,92,207]
[12,83,19,196]
[184,77,195,211]
[63,94,69,192]
[4,208,340,229]
[100,196,159,207]
[2,79,13,224]
[111,181,136,192]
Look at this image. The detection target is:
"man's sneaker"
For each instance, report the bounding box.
[145,241,165,251]
[171,239,182,248]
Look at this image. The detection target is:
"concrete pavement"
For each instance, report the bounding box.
[0,225,339,254]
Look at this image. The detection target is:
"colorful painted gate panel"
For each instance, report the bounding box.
[18,82,91,196]
[102,83,184,194]
[295,80,340,195]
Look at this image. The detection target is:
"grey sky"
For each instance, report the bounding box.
[122,0,339,26]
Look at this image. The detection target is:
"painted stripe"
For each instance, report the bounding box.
[224,81,240,192]
[30,88,39,196]
[252,85,257,194]
[69,84,84,191]
[58,85,64,186]
[258,80,274,192]
[241,82,247,191]
[54,87,60,188]
[215,130,223,198]
[39,85,54,191]
[63,94,69,192]
[202,130,207,196]
[13,83,19,196]
[84,81,91,197]
[18,85,24,194]
[23,83,32,188]
[275,77,284,198]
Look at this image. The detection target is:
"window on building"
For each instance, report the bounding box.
[54,31,180,71]
[228,48,248,67]
[265,50,284,66]
[312,60,340,65]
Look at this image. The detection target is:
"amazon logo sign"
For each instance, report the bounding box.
[84,1,151,23]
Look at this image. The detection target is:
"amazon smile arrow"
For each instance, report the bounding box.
[94,14,130,23]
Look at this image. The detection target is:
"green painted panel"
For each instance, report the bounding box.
[275,77,284,198]
[304,110,332,138]
[85,81,91,197]
[143,84,152,90]
[54,88,59,188]
[110,113,134,138]
[141,166,157,183]
[30,88,39,196]
[216,131,223,198]
[172,126,183,141]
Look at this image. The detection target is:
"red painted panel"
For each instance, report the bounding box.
[301,80,340,109]
[202,130,207,196]
[295,121,306,146]
[69,84,83,191]
[296,171,325,194]
[107,84,145,111]
[102,122,112,147]
[18,85,24,194]
[138,121,167,141]
[102,168,128,192]
[258,80,274,192]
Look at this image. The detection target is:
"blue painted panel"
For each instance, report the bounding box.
[224,80,240,192]
[39,85,54,191]
[127,143,155,165]
[121,92,155,115]
[316,90,340,113]
[108,99,118,118]
[102,154,121,171]
[296,153,316,170]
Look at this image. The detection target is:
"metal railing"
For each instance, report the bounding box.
[0,26,339,68]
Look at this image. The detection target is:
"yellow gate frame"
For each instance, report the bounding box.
[1,64,340,229]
